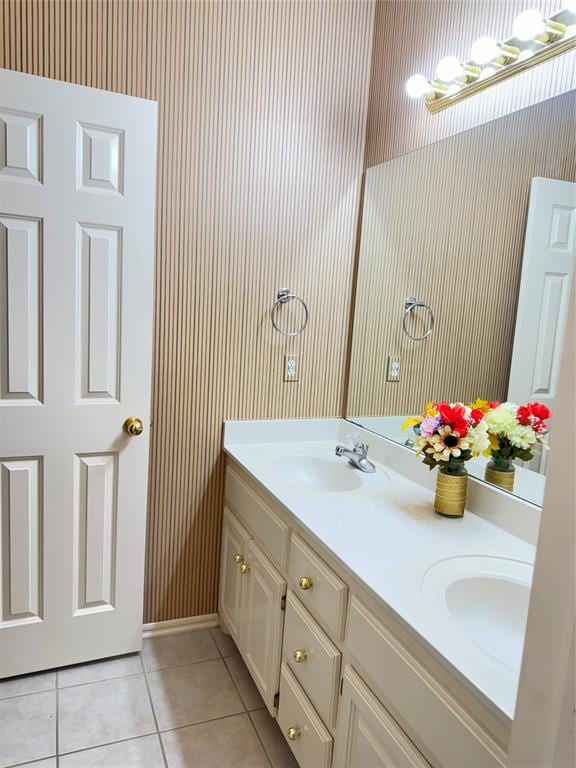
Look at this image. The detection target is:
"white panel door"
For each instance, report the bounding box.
[508,177,576,409]
[0,69,157,677]
[218,507,251,646]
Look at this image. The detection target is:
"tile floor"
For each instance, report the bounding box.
[0,627,298,768]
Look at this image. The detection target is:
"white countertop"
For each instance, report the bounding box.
[224,419,536,723]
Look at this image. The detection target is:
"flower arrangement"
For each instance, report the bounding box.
[482,400,552,467]
[402,401,490,473]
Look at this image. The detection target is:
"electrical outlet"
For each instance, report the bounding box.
[284,353,299,382]
[387,356,400,382]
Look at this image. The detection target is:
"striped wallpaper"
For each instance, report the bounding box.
[347,92,576,419]
[0,0,375,622]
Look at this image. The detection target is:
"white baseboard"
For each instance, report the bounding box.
[142,613,219,639]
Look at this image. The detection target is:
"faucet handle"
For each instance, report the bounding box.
[346,432,368,455]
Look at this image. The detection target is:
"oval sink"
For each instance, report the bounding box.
[274,456,363,492]
[422,556,532,670]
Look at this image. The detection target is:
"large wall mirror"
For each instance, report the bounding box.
[346,91,575,507]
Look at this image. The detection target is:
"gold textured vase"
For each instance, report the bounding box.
[485,461,515,492]
[434,469,467,518]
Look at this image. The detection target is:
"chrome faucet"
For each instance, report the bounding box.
[335,438,376,473]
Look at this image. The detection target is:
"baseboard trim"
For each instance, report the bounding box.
[142,613,219,638]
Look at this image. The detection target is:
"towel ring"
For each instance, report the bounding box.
[403,296,434,341]
[271,289,309,337]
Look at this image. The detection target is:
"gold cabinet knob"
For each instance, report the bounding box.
[239,563,250,574]
[287,727,301,741]
[293,649,307,663]
[298,576,313,590]
[123,416,144,436]
[233,553,244,564]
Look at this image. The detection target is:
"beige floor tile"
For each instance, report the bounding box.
[0,690,56,768]
[224,654,265,710]
[0,670,56,700]
[250,708,299,768]
[142,629,219,672]
[147,658,244,731]
[59,734,165,767]
[58,674,156,754]
[58,653,143,688]
[210,627,239,657]
[162,713,269,768]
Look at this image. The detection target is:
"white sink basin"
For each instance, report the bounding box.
[274,456,363,492]
[422,556,532,671]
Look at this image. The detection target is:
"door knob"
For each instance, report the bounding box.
[239,563,250,574]
[287,727,301,741]
[298,576,313,590]
[233,553,244,564]
[123,417,144,436]
[293,649,308,663]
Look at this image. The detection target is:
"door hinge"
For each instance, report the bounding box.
[274,692,280,708]
[340,677,344,696]
[280,595,286,610]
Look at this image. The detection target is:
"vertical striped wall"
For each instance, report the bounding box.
[347,93,576,419]
[0,0,375,622]
[364,0,576,168]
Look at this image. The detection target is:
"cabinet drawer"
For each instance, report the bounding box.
[283,591,341,728]
[288,534,348,639]
[346,596,506,768]
[226,465,289,568]
[277,663,333,768]
[334,665,431,768]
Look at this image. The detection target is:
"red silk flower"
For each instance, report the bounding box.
[437,402,469,436]
[470,408,484,426]
[517,402,552,426]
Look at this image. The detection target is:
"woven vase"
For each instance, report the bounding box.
[485,460,515,492]
[434,467,467,518]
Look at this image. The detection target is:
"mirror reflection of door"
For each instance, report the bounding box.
[508,177,576,474]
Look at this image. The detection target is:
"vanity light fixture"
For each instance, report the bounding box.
[406,5,576,113]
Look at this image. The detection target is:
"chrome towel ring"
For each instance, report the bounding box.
[403,296,434,341]
[271,288,309,337]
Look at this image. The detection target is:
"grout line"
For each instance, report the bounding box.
[247,709,275,768]
[142,653,222,676]
[156,709,252,735]
[141,664,168,768]
[55,731,159,762]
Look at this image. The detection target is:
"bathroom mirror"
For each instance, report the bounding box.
[346,91,576,507]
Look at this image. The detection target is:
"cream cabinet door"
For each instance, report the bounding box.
[334,666,430,768]
[240,538,286,715]
[218,507,251,646]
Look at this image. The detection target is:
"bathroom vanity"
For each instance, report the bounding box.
[219,419,536,768]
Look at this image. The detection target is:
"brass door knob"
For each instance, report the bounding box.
[123,417,144,436]
[287,727,301,741]
[293,649,307,663]
[239,563,250,574]
[298,576,313,590]
[233,554,244,564]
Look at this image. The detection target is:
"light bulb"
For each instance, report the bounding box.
[405,74,431,98]
[436,56,463,81]
[517,48,535,62]
[478,66,497,81]
[512,10,546,40]
[471,36,499,64]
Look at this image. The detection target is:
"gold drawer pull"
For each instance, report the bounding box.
[287,727,301,741]
[298,576,313,590]
[233,553,244,564]
[239,563,250,574]
[293,649,308,663]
